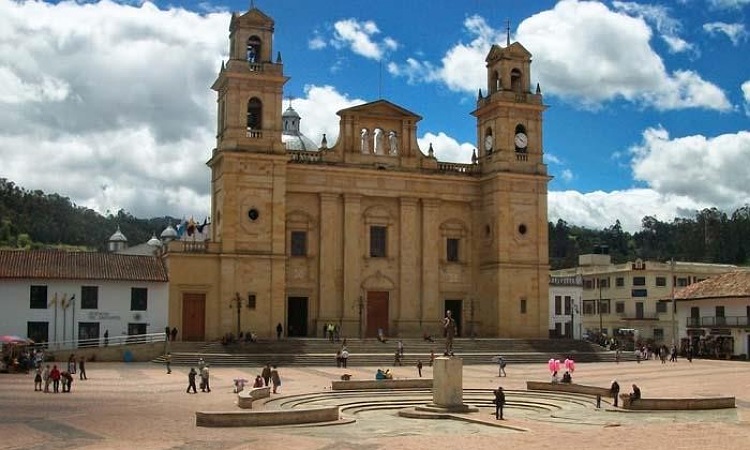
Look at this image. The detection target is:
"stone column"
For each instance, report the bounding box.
[428,357,477,413]
[342,194,362,337]
[421,198,440,325]
[399,197,419,333]
[318,193,340,320]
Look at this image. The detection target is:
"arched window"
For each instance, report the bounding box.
[493,70,501,92]
[247,98,262,130]
[246,36,261,63]
[514,124,526,135]
[510,68,522,93]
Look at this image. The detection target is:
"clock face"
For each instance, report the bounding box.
[514,132,528,149]
[484,135,494,151]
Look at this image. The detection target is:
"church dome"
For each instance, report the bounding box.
[281,105,319,151]
[108,226,127,242]
[160,225,178,241]
[147,234,162,247]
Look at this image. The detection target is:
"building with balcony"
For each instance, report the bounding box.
[550,253,738,344]
[161,5,551,341]
[675,270,750,358]
[549,274,582,339]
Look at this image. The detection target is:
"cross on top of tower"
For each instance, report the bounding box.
[506,19,511,46]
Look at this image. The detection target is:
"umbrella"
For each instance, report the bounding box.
[0,335,33,344]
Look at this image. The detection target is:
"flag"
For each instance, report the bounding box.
[196,217,208,234]
[176,218,187,237]
[187,217,196,236]
[61,294,69,310]
[48,292,58,308]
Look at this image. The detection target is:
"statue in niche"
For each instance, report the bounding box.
[360,128,369,153]
[373,128,384,154]
[388,131,398,155]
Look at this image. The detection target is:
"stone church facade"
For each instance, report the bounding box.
[164,6,550,340]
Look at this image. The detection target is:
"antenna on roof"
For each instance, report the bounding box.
[506,19,511,46]
[378,59,383,99]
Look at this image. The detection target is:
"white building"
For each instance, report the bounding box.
[675,270,750,358]
[551,253,737,344]
[549,274,582,339]
[0,250,169,346]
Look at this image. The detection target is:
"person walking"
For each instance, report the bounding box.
[497,356,507,377]
[397,340,404,357]
[170,327,178,342]
[276,323,283,340]
[270,365,281,394]
[34,367,42,391]
[340,347,349,368]
[200,365,211,392]
[416,360,423,377]
[186,368,198,394]
[610,380,621,407]
[494,387,506,420]
[165,352,172,374]
[50,365,61,393]
[78,357,87,380]
[43,365,51,393]
[103,329,109,347]
[262,363,272,386]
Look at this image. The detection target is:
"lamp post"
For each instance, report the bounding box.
[470,297,476,340]
[230,292,242,336]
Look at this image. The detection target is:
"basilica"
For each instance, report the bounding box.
[163,6,550,340]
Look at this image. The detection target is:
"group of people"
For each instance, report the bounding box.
[609,380,641,407]
[323,323,341,342]
[30,353,86,393]
[186,359,212,394]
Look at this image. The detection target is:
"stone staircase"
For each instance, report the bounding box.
[154,338,634,367]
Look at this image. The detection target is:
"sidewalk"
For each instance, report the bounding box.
[0,358,747,449]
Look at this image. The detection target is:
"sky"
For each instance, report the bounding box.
[1,0,749,233]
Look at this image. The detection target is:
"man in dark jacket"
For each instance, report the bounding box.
[610,380,620,407]
[494,387,506,420]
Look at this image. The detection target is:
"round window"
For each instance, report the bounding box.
[518,224,527,235]
[248,208,259,221]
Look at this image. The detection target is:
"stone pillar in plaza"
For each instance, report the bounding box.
[429,356,477,412]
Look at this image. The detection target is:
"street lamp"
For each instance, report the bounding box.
[230,292,243,336]
[671,258,676,345]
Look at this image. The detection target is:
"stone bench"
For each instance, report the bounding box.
[236,386,271,409]
[619,394,735,410]
[526,381,613,398]
[331,378,433,391]
[196,406,340,427]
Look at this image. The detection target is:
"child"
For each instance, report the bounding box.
[34,367,42,391]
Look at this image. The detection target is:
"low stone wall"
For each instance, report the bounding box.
[195,406,340,427]
[237,386,271,409]
[331,378,433,391]
[526,381,612,397]
[619,394,735,410]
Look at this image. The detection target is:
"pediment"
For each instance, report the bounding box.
[486,42,532,62]
[338,100,422,121]
[231,8,274,30]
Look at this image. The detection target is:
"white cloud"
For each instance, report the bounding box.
[517,0,730,111]
[630,127,750,209]
[703,22,748,45]
[612,1,696,54]
[417,132,475,163]
[560,169,574,182]
[742,80,750,115]
[0,0,227,219]
[389,0,730,112]
[709,0,750,9]
[292,85,366,147]
[308,35,327,50]
[549,188,707,232]
[330,19,397,60]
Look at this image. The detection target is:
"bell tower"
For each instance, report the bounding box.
[207,6,289,253]
[471,38,550,337]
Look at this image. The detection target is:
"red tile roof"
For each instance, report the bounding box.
[674,270,750,300]
[0,250,168,282]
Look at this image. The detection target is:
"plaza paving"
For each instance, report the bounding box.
[0,357,749,449]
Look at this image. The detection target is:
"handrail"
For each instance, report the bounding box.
[33,332,167,352]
